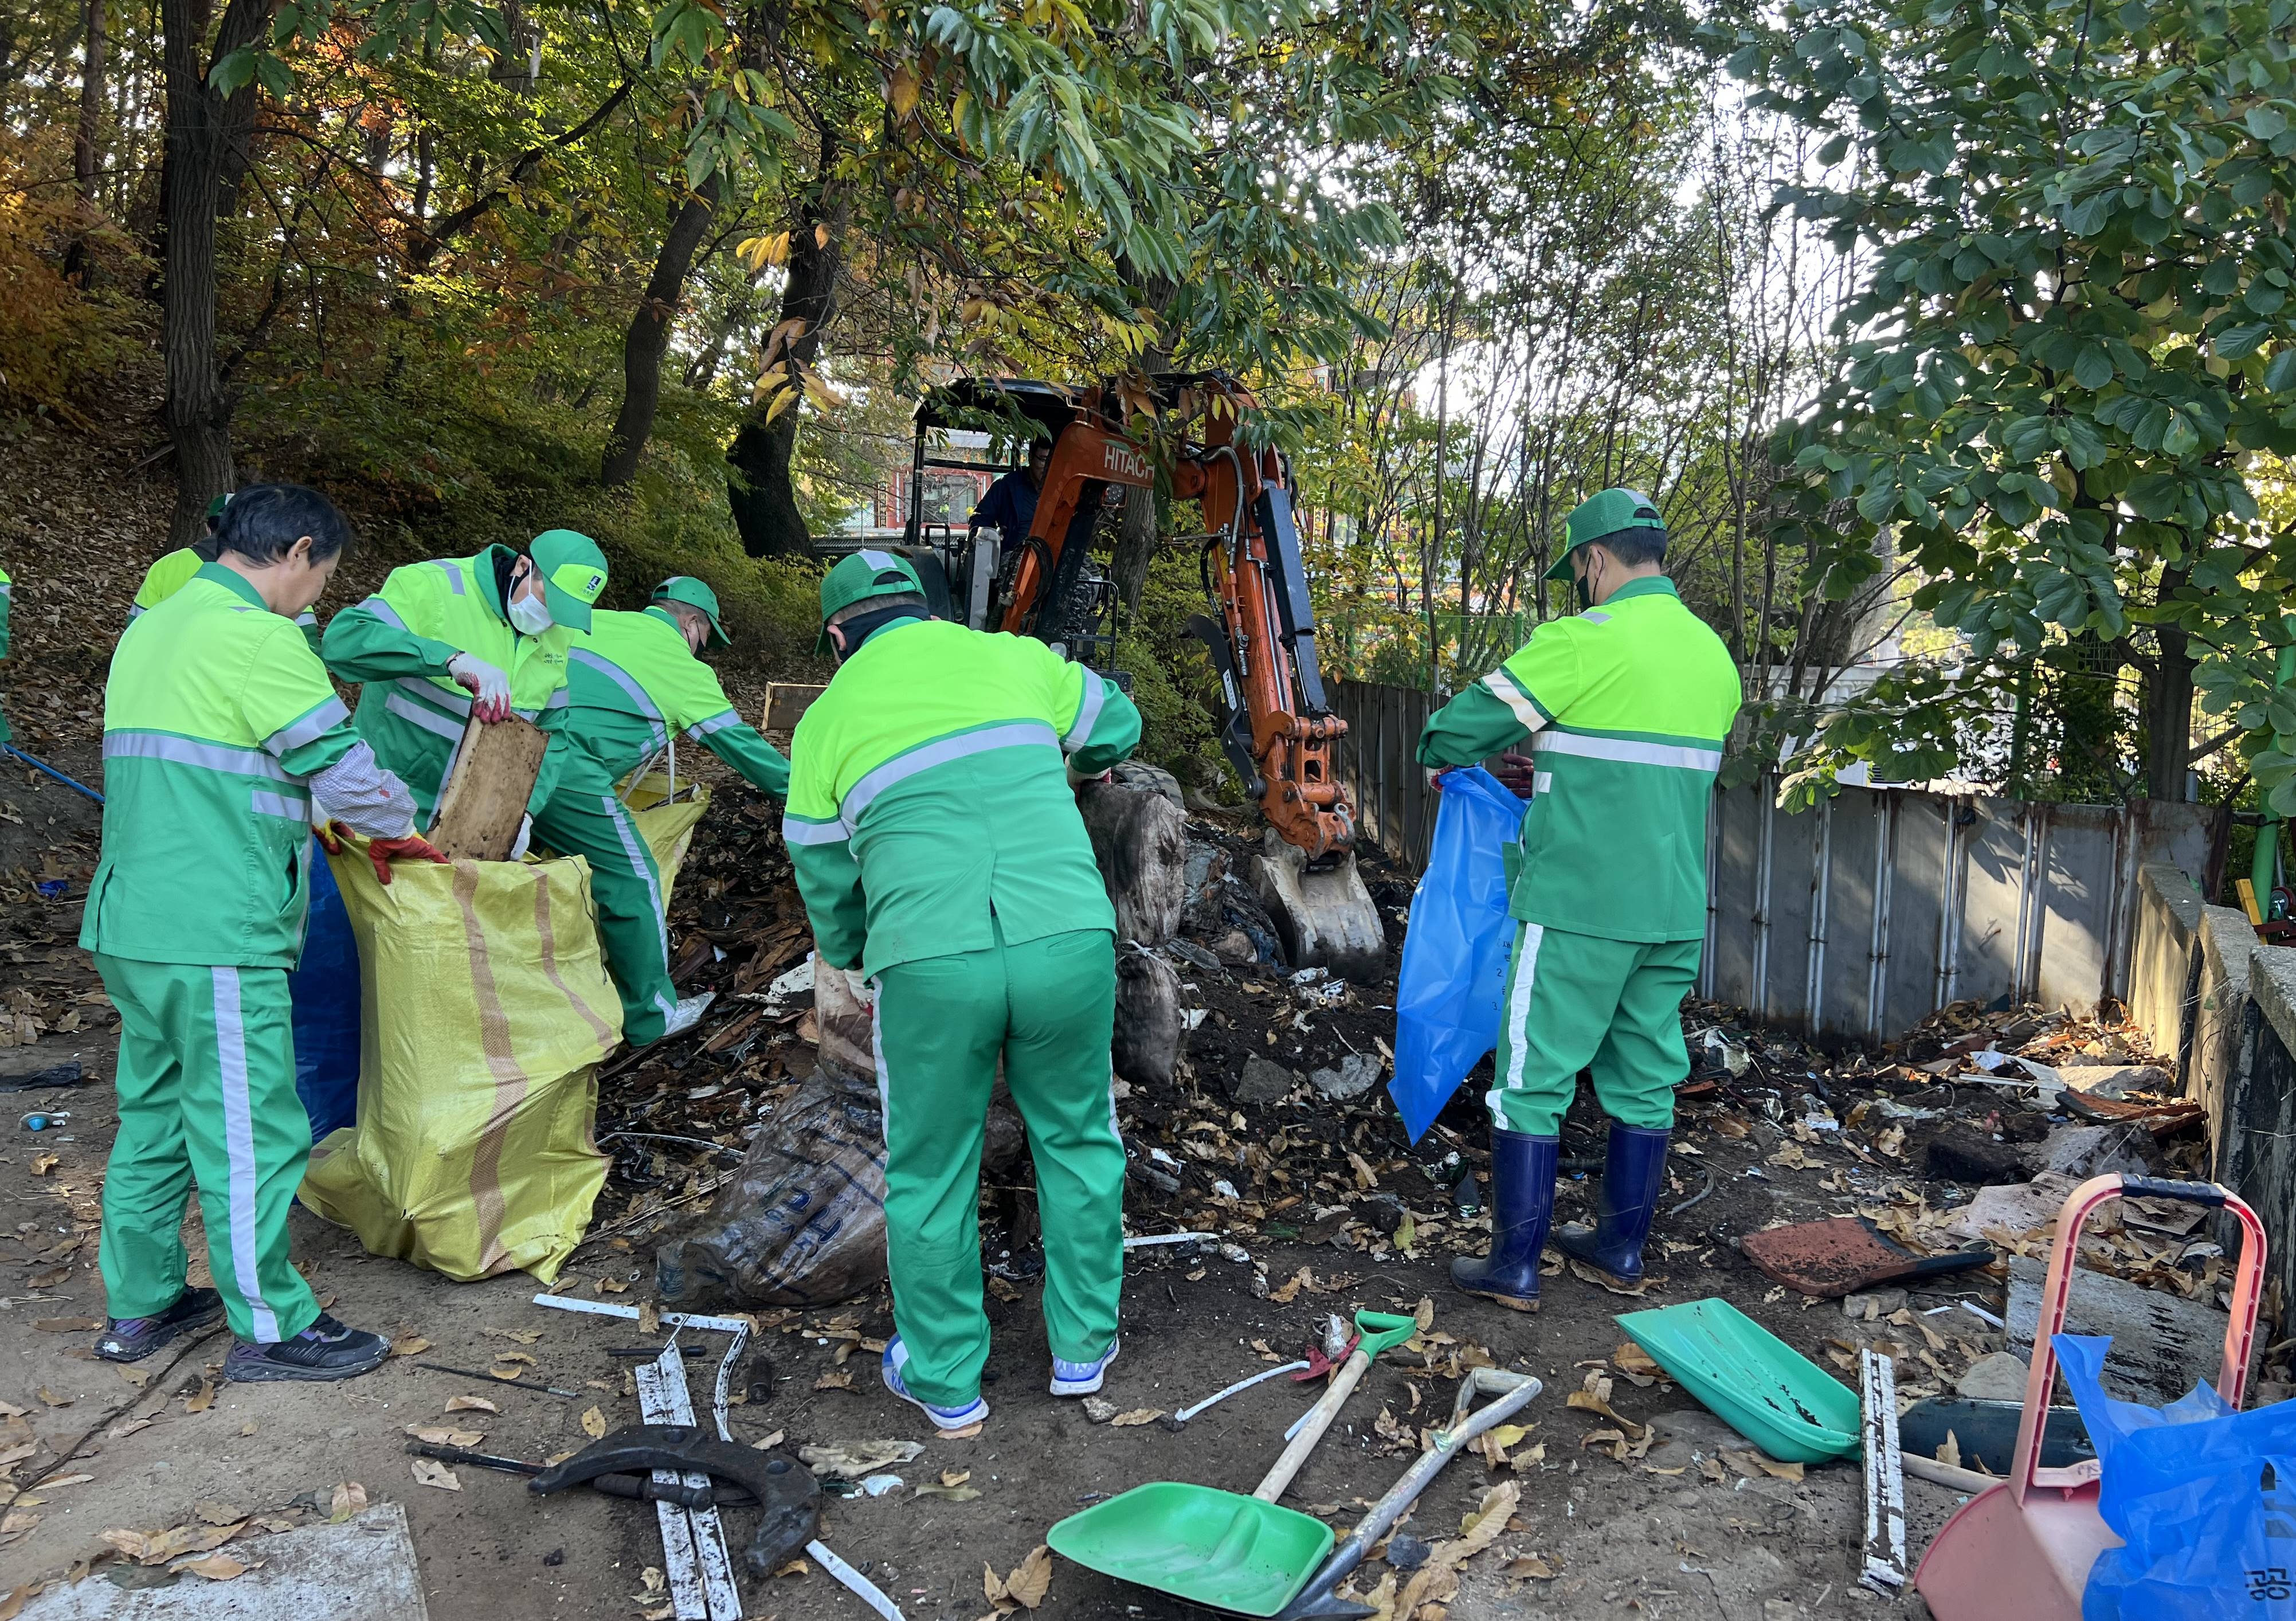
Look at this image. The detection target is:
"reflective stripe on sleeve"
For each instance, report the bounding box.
[430,559,466,594]
[1530,731,1722,773]
[384,691,466,742]
[781,817,850,847]
[104,731,293,782]
[1482,668,1547,733]
[356,595,408,630]
[686,710,739,741]
[838,721,1060,828]
[1061,675,1107,753]
[262,695,351,757]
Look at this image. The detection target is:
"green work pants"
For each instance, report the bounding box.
[95,955,320,1344]
[1486,923,1702,1137]
[532,747,676,1047]
[873,925,1123,1409]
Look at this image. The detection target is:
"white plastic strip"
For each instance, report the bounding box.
[1859,1347,1907,1593]
[636,1341,743,1621]
[530,1293,752,1334]
[805,1538,906,1621]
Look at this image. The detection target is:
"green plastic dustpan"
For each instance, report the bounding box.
[1047,1310,1416,1615]
[1616,1298,1860,1464]
[1047,1482,1335,1616]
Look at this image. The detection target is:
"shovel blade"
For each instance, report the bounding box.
[1048,1483,1335,1618]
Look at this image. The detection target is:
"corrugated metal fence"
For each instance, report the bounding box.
[1329,679,2227,1044]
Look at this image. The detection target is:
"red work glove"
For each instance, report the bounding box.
[323,821,451,885]
[1491,750,1538,799]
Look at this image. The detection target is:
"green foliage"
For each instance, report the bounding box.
[1113,549,1233,795]
[1721,0,2296,795]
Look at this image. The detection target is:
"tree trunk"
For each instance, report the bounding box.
[726,161,845,558]
[2145,564,2196,801]
[158,0,275,549]
[74,0,105,207]
[601,173,720,487]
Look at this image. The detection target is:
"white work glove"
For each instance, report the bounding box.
[1066,759,1113,790]
[509,813,533,861]
[308,742,418,839]
[836,965,875,1008]
[446,652,514,723]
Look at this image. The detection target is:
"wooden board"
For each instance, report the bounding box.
[762,682,829,745]
[427,714,546,861]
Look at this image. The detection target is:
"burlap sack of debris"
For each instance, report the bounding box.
[656,965,1028,1308]
[300,790,707,1284]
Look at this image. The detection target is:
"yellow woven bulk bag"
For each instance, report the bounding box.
[300,789,707,1283]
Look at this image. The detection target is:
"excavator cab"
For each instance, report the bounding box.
[897,378,1141,679]
[892,373,1382,979]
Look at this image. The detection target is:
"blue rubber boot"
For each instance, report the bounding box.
[1554,1123,1670,1286]
[1449,1129,1558,1312]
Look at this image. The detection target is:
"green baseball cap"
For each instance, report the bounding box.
[205,493,232,526]
[816,549,924,652]
[530,528,610,632]
[1542,487,1666,581]
[653,575,730,648]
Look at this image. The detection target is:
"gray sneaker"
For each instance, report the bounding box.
[223,1312,389,1383]
[95,1287,225,1362]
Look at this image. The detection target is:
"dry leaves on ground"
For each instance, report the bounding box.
[389,1334,432,1358]
[581,1406,608,1439]
[813,1369,855,1392]
[405,1426,484,1447]
[445,1395,500,1414]
[329,1481,367,1524]
[1389,1482,1519,1619]
[410,1459,461,1491]
[177,1555,255,1580]
[1108,1409,1164,1427]
[981,1544,1052,1615]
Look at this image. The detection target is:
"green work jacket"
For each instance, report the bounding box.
[322,547,575,818]
[1417,577,1741,943]
[567,607,789,796]
[783,618,1141,976]
[134,547,319,651]
[81,565,361,968]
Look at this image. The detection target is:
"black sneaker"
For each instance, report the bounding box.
[222,1312,389,1383]
[95,1287,226,1362]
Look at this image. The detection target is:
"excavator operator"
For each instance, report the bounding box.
[967,437,1050,554]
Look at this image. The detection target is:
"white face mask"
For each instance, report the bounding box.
[508,593,553,636]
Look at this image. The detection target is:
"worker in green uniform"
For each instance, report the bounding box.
[324,531,706,1044]
[565,576,789,798]
[1419,488,1741,1311]
[130,495,322,649]
[785,552,1141,1433]
[83,483,446,1380]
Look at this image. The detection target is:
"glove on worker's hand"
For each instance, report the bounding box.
[363,831,450,886]
[508,813,533,862]
[1065,760,1114,791]
[446,652,514,723]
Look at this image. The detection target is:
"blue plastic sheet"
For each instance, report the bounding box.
[289,841,362,1143]
[1388,766,1523,1142]
[2055,1332,2296,1619]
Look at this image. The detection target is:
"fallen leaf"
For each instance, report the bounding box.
[330,1481,367,1523]
[184,1380,214,1414]
[751,1429,786,1451]
[1004,1544,1052,1608]
[916,1482,981,1501]
[404,1426,484,1447]
[39,1474,91,1489]
[34,1388,70,1409]
[581,1406,607,1439]
[116,1365,150,1388]
[30,1318,99,1333]
[177,1555,252,1580]
[388,1334,432,1358]
[445,1395,500,1414]
[489,1350,538,1366]
[813,1370,854,1392]
[483,1326,545,1345]
[410,1458,461,1491]
[638,1301,661,1334]
[598,1277,629,1294]
[1502,1553,1560,1580]
[1109,1409,1164,1427]
[0,1512,38,1538]
[1938,1430,1962,1469]
[24,1266,68,1289]
[30,1155,56,1176]
[487,1365,526,1382]
[799,1439,923,1478]
[942,1470,971,1487]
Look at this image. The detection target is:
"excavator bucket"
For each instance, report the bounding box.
[1252,830,1384,982]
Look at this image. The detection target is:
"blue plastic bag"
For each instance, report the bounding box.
[1388,766,1523,1142]
[289,841,362,1143]
[2055,1332,2296,1619]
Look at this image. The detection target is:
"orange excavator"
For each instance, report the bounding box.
[888,374,1384,977]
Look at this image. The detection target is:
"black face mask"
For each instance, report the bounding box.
[830,604,925,662]
[1573,564,1594,612]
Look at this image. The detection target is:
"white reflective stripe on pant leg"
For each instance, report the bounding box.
[600,794,671,964]
[210,968,280,1342]
[870,986,891,1137]
[1484,923,1545,1125]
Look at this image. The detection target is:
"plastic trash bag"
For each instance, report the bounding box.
[2055,1331,2296,1619]
[289,839,361,1142]
[1388,766,1524,1142]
